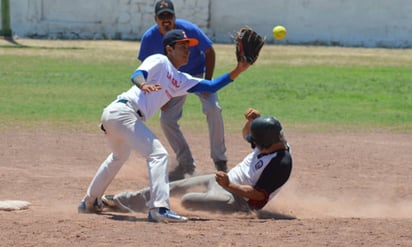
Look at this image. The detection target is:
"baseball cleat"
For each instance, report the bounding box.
[101,194,117,208]
[214,160,228,172]
[148,207,188,223]
[168,163,196,181]
[77,199,104,214]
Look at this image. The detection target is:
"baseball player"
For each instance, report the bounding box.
[77,29,252,223]
[101,108,293,214]
[139,0,228,180]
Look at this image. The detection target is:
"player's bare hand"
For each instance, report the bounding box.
[141,84,162,94]
[244,108,261,120]
[215,171,230,188]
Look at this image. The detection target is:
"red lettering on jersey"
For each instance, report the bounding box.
[167,72,180,88]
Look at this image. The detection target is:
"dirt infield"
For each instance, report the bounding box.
[1,128,411,246]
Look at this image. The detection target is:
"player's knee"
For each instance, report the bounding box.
[181,193,203,209]
[160,115,181,127]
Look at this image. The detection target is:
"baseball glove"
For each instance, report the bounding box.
[235,28,265,65]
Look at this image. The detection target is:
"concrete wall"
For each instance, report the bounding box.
[2,0,412,48]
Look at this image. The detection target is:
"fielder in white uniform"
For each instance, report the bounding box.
[101,108,293,214]
[77,29,252,223]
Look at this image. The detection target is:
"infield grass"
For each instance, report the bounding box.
[0,39,411,132]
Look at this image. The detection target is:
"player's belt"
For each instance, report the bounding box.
[116,99,143,118]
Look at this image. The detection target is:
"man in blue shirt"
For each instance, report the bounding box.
[138,0,228,180]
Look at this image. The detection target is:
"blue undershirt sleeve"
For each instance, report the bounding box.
[188,73,233,93]
[130,70,148,84]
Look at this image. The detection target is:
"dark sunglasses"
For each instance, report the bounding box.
[157,13,174,20]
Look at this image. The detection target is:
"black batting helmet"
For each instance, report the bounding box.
[248,116,283,149]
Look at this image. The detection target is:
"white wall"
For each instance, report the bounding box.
[3,0,412,48]
[209,0,412,48]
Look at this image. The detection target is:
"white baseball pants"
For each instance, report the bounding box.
[83,99,170,210]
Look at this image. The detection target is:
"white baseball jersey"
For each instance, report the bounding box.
[120,54,202,120]
[228,149,276,188]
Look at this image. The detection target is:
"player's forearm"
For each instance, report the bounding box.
[130,70,148,89]
[229,61,250,80]
[223,182,265,201]
[187,73,232,93]
[188,61,250,93]
[242,108,260,140]
[242,119,252,140]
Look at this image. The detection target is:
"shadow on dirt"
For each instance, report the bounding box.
[101,212,147,222]
[256,210,296,220]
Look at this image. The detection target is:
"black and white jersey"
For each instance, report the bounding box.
[228,147,292,210]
